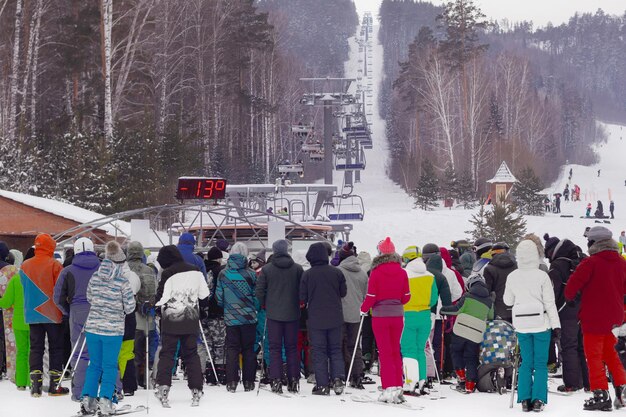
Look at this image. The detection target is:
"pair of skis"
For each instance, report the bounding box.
[350,394,424,410]
[72,405,147,417]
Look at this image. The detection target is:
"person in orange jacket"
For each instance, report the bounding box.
[20,233,68,397]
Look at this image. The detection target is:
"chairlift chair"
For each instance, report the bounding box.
[325,194,365,221]
[278,163,304,177]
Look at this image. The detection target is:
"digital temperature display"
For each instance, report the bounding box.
[176,177,227,200]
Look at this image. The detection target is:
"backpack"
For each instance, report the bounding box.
[552,251,587,310]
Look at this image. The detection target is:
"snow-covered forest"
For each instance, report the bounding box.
[379,1,626,197]
[0,0,356,212]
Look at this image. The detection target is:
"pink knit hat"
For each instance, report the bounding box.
[377,237,396,255]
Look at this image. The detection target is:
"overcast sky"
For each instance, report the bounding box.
[354,0,626,28]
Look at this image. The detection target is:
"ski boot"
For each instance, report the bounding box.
[312,385,330,396]
[80,396,98,415]
[391,387,406,404]
[557,385,581,394]
[465,380,476,394]
[98,397,115,416]
[378,387,394,403]
[48,370,69,396]
[417,379,430,396]
[155,385,171,408]
[287,378,299,394]
[521,399,532,412]
[370,361,379,376]
[584,390,612,411]
[333,378,345,395]
[349,376,365,390]
[454,369,466,392]
[191,389,203,407]
[226,382,237,393]
[243,381,255,392]
[363,353,372,372]
[30,370,43,397]
[614,385,626,409]
[532,399,545,412]
[270,379,283,394]
[306,374,316,384]
[361,375,376,385]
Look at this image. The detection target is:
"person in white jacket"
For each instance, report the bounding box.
[504,240,561,413]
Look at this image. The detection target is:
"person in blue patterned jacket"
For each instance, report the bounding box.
[216,242,258,393]
[79,241,135,416]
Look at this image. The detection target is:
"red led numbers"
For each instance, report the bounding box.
[176,178,228,200]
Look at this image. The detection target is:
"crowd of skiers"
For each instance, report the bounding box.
[1,225,626,414]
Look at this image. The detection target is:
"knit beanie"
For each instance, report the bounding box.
[421,243,440,262]
[543,233,560,259]
[206,246,223,261]
[105,241,126,263]
[230,242,248,257]
[587,226,612,243]
[377,237,396,255]
[255,248,267,264]
[272,239,289,256]
[216,239,230,252]
[339,242,356,261]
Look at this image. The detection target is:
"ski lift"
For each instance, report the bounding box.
[301,142,323,153]
[325,194,365,221]
[292,124,313,136]
[309,150,324,162]
[335,150,366,171]
[278,163,304,177]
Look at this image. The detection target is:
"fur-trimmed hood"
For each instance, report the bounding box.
[371,252,402,271]
[589,238,619,255]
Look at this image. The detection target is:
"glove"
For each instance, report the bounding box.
[552,328,561,340]
[360,310,368,317]
[299,302,306,309]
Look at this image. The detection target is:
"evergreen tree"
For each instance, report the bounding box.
[412,159,439,210]
[486,204,527,245]
[441,163,458,205]
[512,166,545,216]
[468,204,527,246]
[467,205,489,241]
[437,0,488,70]
[456,170,476,208]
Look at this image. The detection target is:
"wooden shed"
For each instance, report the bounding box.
[0,190,126,254]
[486,161,517,205]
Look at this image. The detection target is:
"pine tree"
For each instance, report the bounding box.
[412,159,439,210]
[441,163,458,206]
[512,166,545,216]
[456,170,476,208]
[467,205,489,240]
[467,204,527,246]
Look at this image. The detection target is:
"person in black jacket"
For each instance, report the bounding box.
[154,245,210,407]
[483,243,517,323]
[200,246,226,385]
[299,242,347,395]
[546,238,589,393]
[256,240,303,394]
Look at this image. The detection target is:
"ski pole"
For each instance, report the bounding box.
[345,315,365,391]
[146,311,150,414]
[256,316,268,397]
[509,344,520,409]
[199,319,220,386]
[58,329,87,389]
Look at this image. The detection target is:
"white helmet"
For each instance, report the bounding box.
[74,237,95,255]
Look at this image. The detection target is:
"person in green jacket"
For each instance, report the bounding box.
[441,275,494,394]
[0,253,30,390]
[401,246,438,395]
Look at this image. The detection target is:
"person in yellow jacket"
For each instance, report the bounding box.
[400,246,438,395]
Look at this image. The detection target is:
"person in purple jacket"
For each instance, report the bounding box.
[53,237,100,401]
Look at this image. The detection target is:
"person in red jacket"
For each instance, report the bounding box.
[565,226,626,411]
[360,237,410,404]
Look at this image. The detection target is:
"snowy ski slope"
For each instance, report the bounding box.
[1,13,625,417]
